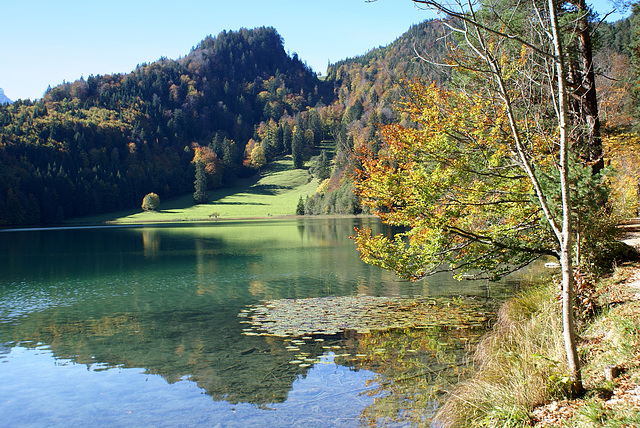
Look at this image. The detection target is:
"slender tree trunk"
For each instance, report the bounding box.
[549,0,584,396]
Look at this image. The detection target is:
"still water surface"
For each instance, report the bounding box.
[0,217,521,427]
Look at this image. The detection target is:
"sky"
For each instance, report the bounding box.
[1,0,631,101]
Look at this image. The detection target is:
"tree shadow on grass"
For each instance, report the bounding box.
[244,184,292,196]
[263,160,293,174]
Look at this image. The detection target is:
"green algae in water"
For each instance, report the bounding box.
[240,295,492,337]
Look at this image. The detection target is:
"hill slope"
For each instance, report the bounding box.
[0,27,329,226]
[104,156,319,224]
[0,19,495,227]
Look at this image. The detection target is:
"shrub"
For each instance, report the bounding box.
[141,192,160,211]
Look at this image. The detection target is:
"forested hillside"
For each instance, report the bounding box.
[0,27,334,225]
[0,13,637,227]
[299,19,451,215]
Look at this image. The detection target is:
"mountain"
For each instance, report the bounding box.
[0,27,330,226]
[0,19,520,226]
[0,88,11,105]
[301,19,452,215]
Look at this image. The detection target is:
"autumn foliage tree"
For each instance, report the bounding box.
[141,192,160,211]
[250,145,267,170]
[192,143,223,189]
[355,0,621,398]
[354,84,556,280]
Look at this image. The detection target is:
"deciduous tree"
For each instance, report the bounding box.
[192,143,223,189]
[141,192,160,211]
[355,0,611,396]
[250,145,267,170]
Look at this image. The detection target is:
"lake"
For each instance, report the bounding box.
[0,217,524,427]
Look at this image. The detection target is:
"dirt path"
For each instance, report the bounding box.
[618,218,640,299]
[620,218,640,248]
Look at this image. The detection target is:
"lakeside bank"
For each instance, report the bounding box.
[432,231,640,427]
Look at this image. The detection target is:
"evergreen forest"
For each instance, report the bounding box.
[0,12,638,226]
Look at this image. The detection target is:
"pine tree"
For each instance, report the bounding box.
[193,160,208,203]
[314,150,331,181]
[292,125,305,169]
[282,122,292,153]
[296,196,305,215]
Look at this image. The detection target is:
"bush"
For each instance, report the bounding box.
[141,192,160,211]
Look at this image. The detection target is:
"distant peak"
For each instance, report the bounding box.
[0,88,12,105]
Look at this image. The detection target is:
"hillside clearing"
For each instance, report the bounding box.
[71,157,320,225]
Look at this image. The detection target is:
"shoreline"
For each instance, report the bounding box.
[434,220,640,427]
[0,213,377,233]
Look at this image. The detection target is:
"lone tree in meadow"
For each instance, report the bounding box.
[296,196,305,215]
[141,192,160,211]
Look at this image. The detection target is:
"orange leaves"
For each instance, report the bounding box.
[352,81,546,281]
[356,82,516,219]
[191,143,222,176]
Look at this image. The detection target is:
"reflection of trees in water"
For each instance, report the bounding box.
[1,289,503,427]
[0,301,486,417]
[353,327,487,427]
[142,229,161,259]
[0,302,355,404]
[296,216,383,245]
[0,220,525,423]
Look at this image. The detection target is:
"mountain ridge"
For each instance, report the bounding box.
[1,15,622,227]
[0,26,335,225]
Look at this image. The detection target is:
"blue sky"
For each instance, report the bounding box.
[1,0,630,101]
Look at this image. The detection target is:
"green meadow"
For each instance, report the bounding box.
[72,157,320,225]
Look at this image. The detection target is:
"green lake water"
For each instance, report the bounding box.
[0,217,524,427]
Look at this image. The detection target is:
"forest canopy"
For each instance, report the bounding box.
[0,12,637,226]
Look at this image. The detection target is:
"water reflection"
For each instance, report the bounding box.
[142,228,161,259]
[1,304,394,406]
[0,218,523,426]
[1,344,377,427]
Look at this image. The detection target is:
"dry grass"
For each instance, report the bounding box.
[433,263,640,428]
[434,282,569,427]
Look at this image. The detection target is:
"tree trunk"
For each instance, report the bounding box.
[549,0,584,397]
[570,0,603,173]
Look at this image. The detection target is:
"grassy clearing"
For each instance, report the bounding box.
[433,264,640,428]
[71,157,320,224]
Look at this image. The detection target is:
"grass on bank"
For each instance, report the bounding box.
[71,157,320,225]
[433,264,640,428]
